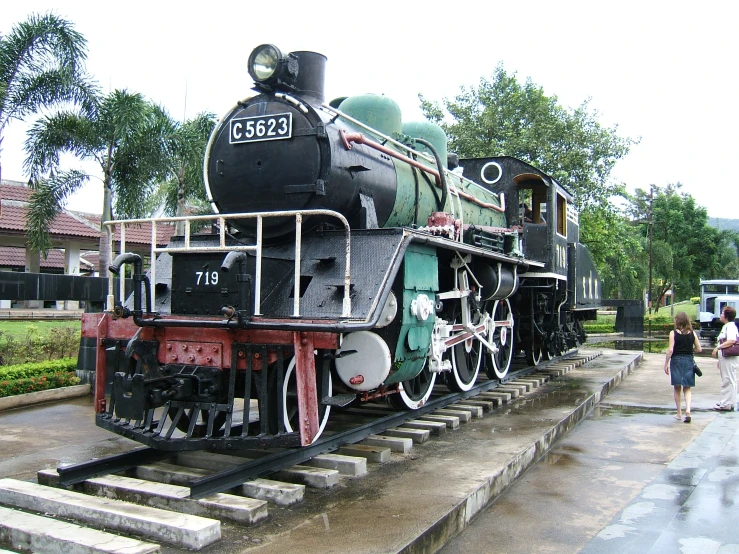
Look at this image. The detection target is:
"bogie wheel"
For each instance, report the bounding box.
[525,340,543,366]
[446,301,483,392]
[283,356,332,443]
[486,299,514,379]
[542,335,555,360]
[388,359,437,410]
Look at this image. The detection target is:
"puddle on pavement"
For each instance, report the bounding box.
[543,452,578,467]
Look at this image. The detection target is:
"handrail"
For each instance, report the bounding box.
[321,104,506,214]
[104,209,352,319]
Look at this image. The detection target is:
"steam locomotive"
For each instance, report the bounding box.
[83,44,600,451]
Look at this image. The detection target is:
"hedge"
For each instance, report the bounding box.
[0,371,80,398]
[0,358,77,381]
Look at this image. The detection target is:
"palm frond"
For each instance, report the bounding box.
[0,12,87,82]
[4,67,98,125]
[98,89,148,144]
[0,12,89,131]
[23,110,100,179]
[25,169,89,254]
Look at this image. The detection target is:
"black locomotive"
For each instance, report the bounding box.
[84,44,600,450]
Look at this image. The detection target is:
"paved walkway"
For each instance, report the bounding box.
[2,349,733,553]
[440,351,737,554]
[583,412,739,553]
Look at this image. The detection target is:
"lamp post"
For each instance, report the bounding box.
[648,185,654,346]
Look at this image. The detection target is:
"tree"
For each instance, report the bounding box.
[419,64,638,210]
[580,202,645,300]
[24,89,166,273]
[626,184,731,309]
[145,107,216,234]
[0,12,92,182]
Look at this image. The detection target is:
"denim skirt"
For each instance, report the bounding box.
[670,354,695,387]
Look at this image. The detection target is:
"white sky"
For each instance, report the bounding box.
[2,0,737,218]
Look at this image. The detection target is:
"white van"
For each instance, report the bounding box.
[699,280,739,341]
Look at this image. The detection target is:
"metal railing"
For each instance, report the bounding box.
[104,209,352,318]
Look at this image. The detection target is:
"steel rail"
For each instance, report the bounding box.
[57,447,172,486]
[53,350,580,495]
[187,350,580,498]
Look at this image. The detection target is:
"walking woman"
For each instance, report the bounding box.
[711,306,738,411]
[664,311,702,423]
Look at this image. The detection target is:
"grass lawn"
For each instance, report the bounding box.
[0,320,82,365]
[0,320,81,339]
[585,300,699,334]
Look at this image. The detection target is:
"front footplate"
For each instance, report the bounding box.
[96,413,301,451]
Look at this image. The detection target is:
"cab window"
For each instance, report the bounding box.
[557,193,566,237]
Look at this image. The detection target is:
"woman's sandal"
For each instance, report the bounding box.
[684,414,691,423]
[673,414,682,420]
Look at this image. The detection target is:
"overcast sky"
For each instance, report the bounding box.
[2,0,737,219]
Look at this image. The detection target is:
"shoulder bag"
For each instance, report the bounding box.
[721,343,739,357]
[719,323,739,356]
[720,339,739,357]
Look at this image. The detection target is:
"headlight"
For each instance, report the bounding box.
[248,44,282,82]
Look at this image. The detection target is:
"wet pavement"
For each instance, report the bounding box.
[440,351,737,554]
[0,396,138,482]
[1,349,734,553]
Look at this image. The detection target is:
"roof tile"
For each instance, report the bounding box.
[1,190,175,246]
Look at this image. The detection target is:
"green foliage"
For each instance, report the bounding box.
[583,323,617,333]
[0,357,79,398]
[24,89,170,272]
[580,202,645,300]
[691,297,700,304]
[0,325,80,366]
[144,108,217,231]
[0,357,77,380]
[626,184,736,307]
[0,12,93,181]
[0,371,80,398]
[26,169,89,254]
[419,64,638,210]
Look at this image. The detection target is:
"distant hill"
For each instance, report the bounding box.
[709,218,739,232]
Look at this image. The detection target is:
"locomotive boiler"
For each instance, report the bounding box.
[83,44,601,451]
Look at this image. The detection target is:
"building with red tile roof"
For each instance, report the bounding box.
[1,179,175,270]
[1,179,177,307]
[0,246,95,273]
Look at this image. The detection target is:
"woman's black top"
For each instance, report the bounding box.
[673,330,695,356]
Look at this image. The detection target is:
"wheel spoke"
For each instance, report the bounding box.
[389,360,436,409]
[447,298,483,392]
[487,299,514,379]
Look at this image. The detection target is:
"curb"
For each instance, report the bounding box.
[0,384,90,412]
[401,352,644,554]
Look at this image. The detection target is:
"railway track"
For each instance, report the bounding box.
[0,349,601,553]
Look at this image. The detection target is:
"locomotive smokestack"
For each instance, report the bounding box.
[290,51,327,102]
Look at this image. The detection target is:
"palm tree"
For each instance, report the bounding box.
[24,89,166,273]
[146,107,216,234]
[0,12,92,182]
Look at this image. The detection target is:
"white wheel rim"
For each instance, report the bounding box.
[398,368,437,409]
[282,357,332,443]
[490,299,514,378]
[451,333,482,391]
[531,346,542,366]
